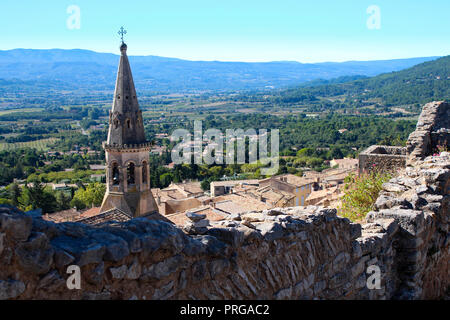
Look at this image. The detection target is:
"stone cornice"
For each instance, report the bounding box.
[103,141,152,152]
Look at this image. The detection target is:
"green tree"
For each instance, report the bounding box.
[8,183,21,207]
[329,147,344,159]
[18,182,57,213]
[70,197,86,210]
[208,166,223,179]
[71,182,106,208]
[200,178,211,191]
[55,191,72,211]
[159,173,174,188]
[297,148,314,157]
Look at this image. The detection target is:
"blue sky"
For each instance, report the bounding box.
[1,0,449,62]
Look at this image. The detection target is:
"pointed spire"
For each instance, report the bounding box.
[107,42,146,146]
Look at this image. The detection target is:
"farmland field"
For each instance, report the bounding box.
[0,137,59,151]
[0,108,44,116]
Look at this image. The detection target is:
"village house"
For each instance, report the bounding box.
[164,192,270,227]
[151,181,205,215]
[150,146,166,156]
[304,185,342,207]
[164,162,175,169]
[209,179,260,197]
[51,182,77,192]
[259,174,315,206]
[329,158,358,170]
[89,164,106,170]
[163,181,204,198]
[90,173,106,182]
[239,185,295,207]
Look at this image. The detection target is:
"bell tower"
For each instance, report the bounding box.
[100,30,158,218]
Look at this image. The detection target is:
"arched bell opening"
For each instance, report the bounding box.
[112,163,120,185]
[127,162,135,185]
[142,161,148,184]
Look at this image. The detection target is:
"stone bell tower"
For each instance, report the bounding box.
[99,36,159,218]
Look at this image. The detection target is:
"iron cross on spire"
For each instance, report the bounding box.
[118,26,127,44]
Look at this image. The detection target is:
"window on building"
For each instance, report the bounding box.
[301,195,305,206]
[127,162,135,185]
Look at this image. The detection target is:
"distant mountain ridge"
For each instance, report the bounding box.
[272,55,450,107]
[0,49,440,92]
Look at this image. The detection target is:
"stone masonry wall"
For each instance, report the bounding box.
[0,204,398,300]
[0,101,448,300]
[368,152,449,299]
[359,145,407,174]
[407,101,450,164]
[1,152,448,300]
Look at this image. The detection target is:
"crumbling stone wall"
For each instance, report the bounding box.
[0,151,448,300]
[407,101,450,164]
[0,101,448,300]
[359,145,407,174]
[0,204,399,300]
[368,152,449,299]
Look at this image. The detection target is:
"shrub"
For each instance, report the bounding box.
[338,171,391,222]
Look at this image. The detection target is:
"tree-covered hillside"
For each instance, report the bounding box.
[271,55,449,108]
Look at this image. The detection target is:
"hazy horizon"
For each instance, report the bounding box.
[0,47,444,64]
